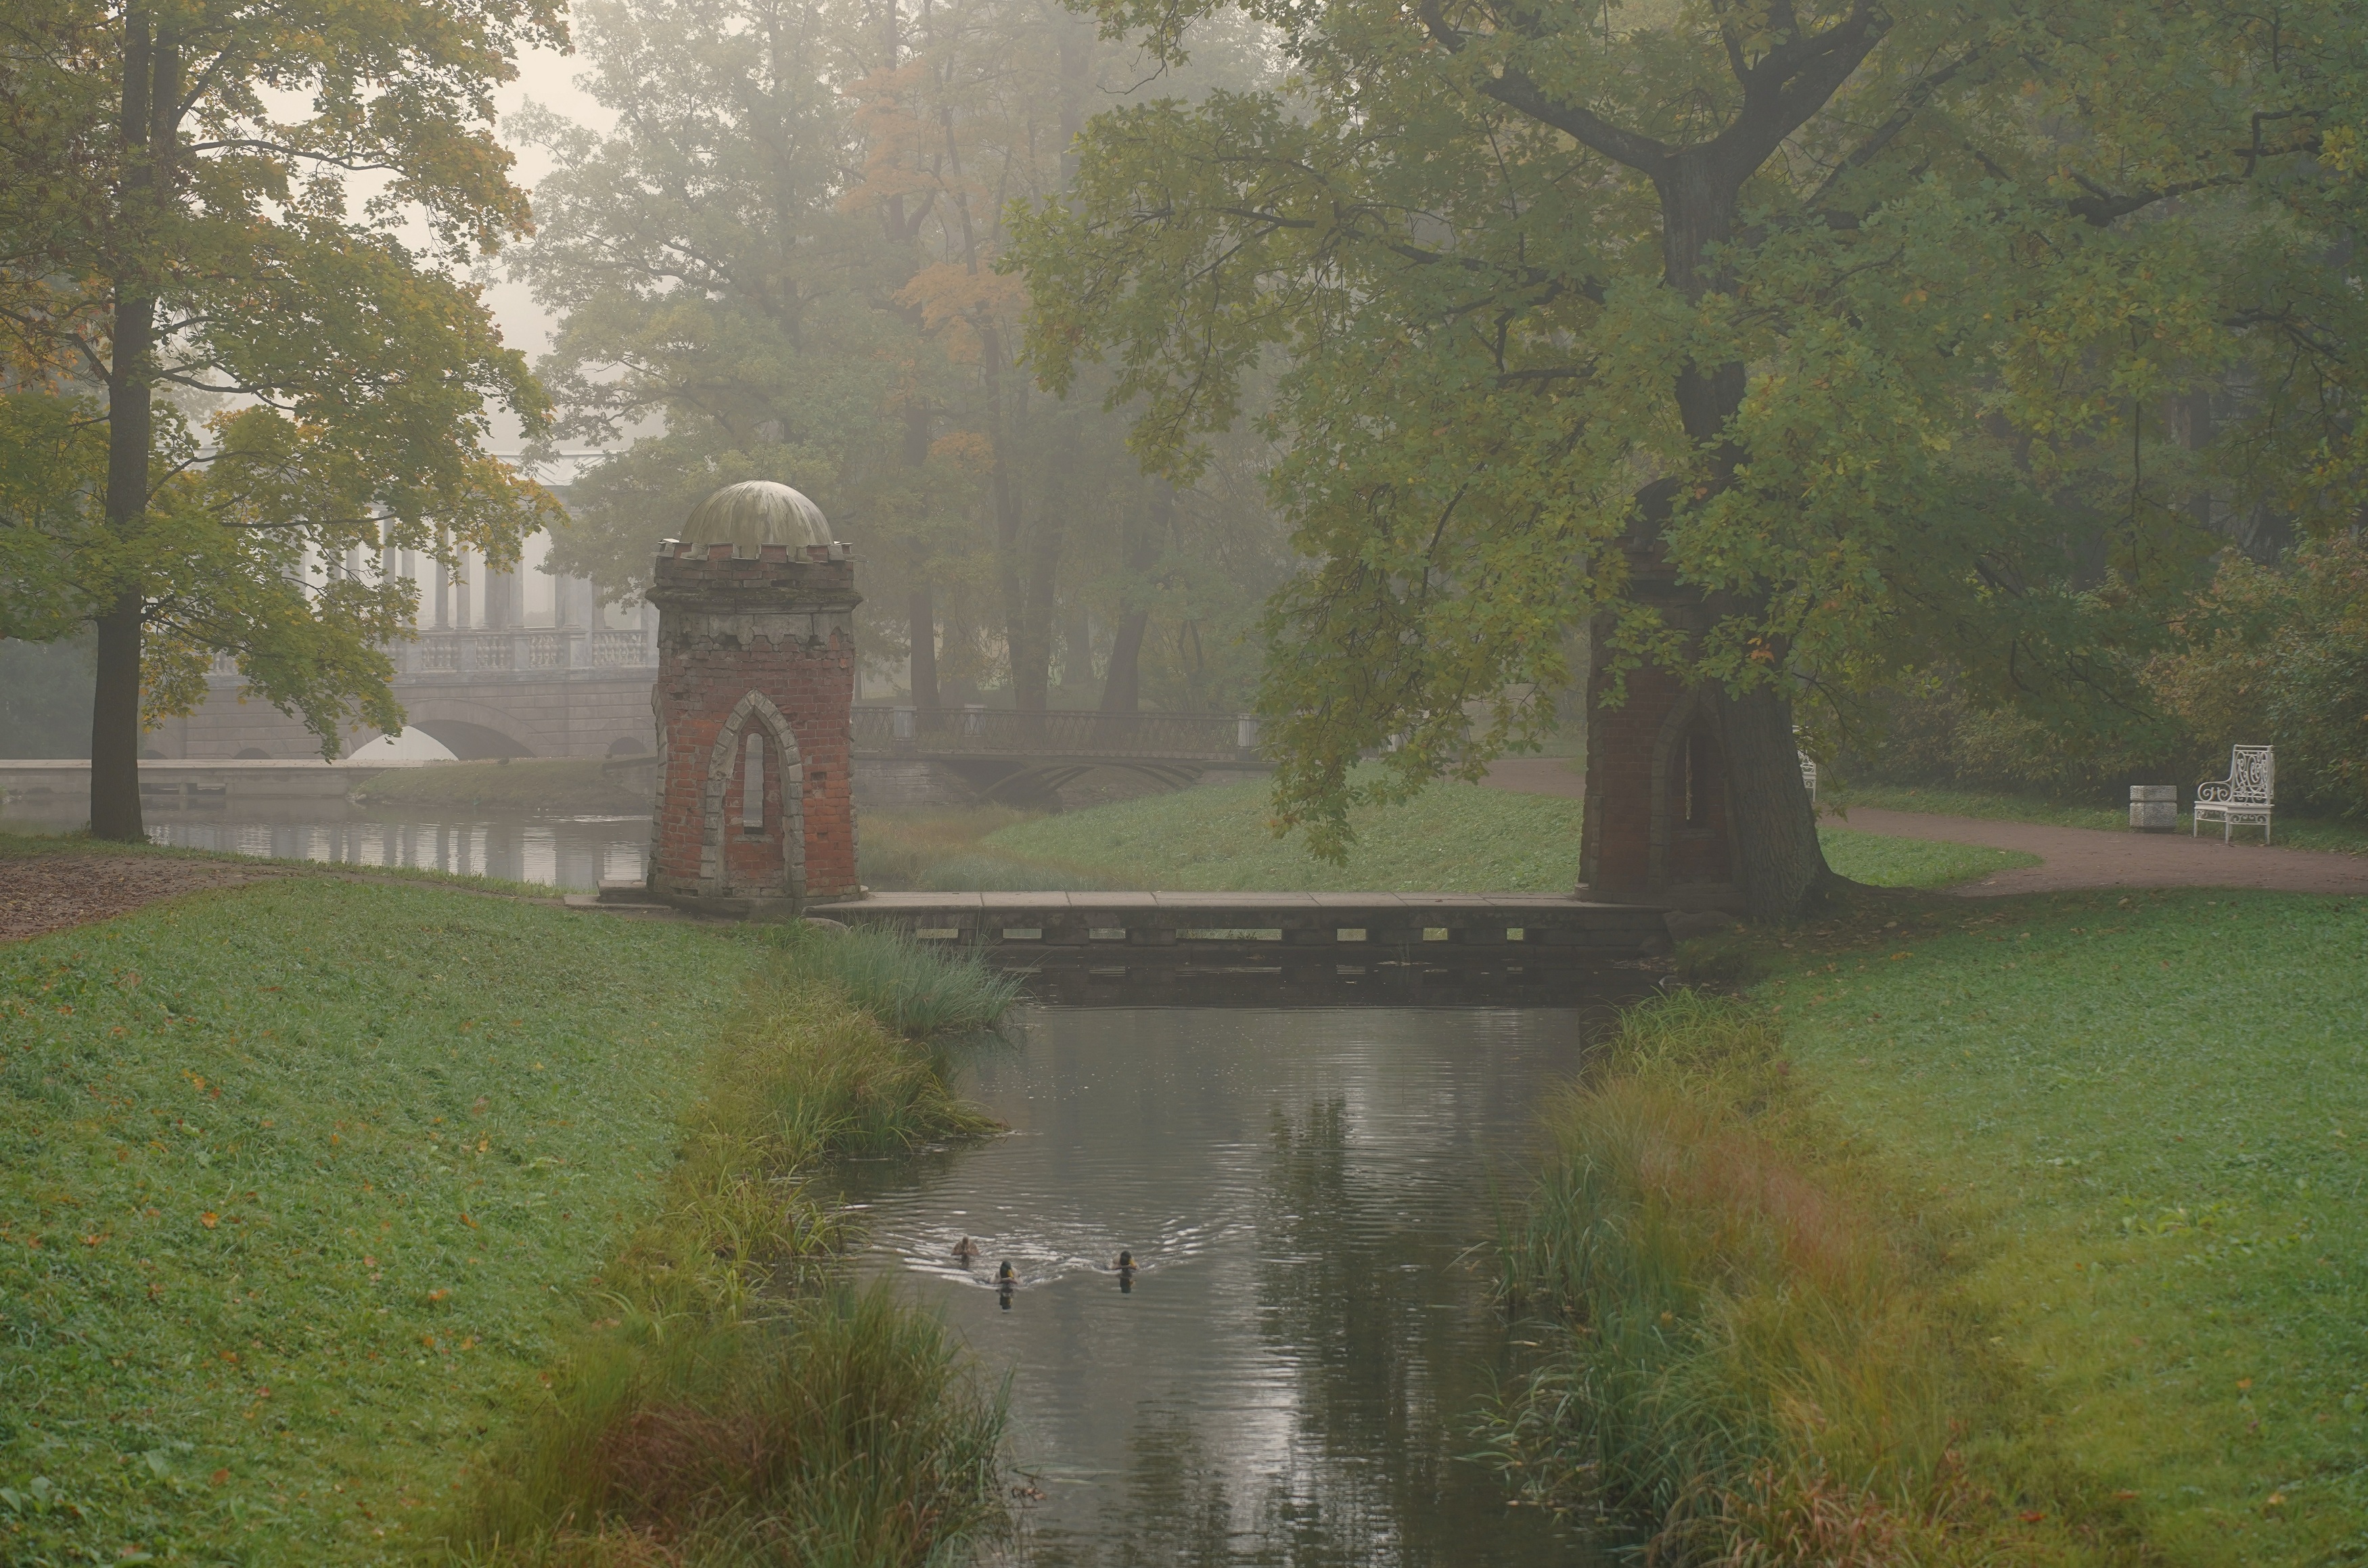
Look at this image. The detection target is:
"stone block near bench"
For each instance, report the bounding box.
[2129,784,2178,833]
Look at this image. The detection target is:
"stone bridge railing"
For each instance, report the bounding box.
[206,626,658,682]
[400,627,656,673]
[852,705,1260,761]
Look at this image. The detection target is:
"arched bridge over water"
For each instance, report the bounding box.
[142,627,1265,806]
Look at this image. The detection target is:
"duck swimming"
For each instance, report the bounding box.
[1113,1249,1136,1271]
[952,1236,980,1262]
[996,1260,1016,1284]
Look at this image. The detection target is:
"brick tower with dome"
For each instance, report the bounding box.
[643,481,861,917]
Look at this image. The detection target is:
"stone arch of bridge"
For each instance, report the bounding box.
[955,758,1204,808]
[396,699,538,760]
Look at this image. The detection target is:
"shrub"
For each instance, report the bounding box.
[2147,535,2368,818]
[769,923,1021,1041]
[1836,670,2186,800]
[447,1287,1005,1568]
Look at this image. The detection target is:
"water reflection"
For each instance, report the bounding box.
[0,798,647,890]
[846,1005,1614,1567]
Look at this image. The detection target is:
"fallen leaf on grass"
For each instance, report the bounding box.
[200,1212,218,1229]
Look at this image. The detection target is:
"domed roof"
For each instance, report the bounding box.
[681,480,829,557]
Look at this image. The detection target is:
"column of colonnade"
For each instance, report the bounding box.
[370,532,651,644]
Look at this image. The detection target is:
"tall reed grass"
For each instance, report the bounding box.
[769,923,1021,1040]
[438,938,1015,1566]
[1484,993,2101,1565]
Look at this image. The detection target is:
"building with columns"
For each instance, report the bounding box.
[141,469,665,762]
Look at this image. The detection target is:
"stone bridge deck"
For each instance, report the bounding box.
[826,890,1666,968]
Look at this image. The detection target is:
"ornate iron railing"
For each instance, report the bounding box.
[851,706,1259,760]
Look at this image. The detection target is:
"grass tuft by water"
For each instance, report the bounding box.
[1485,992,2114,1565]
[769,922,1021,1042]
[446,1285,1005,1568]
[438,931,1016,1565]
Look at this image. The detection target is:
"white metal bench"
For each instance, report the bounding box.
[1798,750,1817,805]
[2193,745,2273,844]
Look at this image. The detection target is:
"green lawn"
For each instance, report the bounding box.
[902,779,2033,893]
[1817,825,2039,890]
[1829,781,2368,856]
[982,778,1587,891]
[0,878,764,1565]
[1764,890,2368,1565]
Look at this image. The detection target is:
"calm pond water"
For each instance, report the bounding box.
[0,798,649,890]
[846,1004,1620,1568]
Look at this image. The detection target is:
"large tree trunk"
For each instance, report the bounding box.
[978,324,1046,731]
[1014,414,1073,717]
[1099,613,1145,715]
[1652,160,1833,921]
[91,16,176,841]
[89,591,146,839]
[1716,685,1826,918]
[908,586,938,716]
[1099,476,1167,715]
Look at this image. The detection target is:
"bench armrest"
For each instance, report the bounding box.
[2195,780,2232,803]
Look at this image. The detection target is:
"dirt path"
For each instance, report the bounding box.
[0,854,272,945]
[1830,806,2368,896]
[1482,758,2368,896]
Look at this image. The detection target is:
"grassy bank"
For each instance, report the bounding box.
[1,873,1015,1565]
[443,925,1014,1565]
[862,779,2032,893]
[1829,781,2368,855]
[1487,992,2100,1564]
[352,760,650,815]
[1770,889,2368,1565]
[1,879,760,1563]
[1496,890,2368,1565]
[858,808,1109,892]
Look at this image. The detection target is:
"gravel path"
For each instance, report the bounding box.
[1481,758,2368,896]
[1829,806,2368,896]
[0,854,269,945]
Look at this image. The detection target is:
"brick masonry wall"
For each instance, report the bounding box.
[1579,653,1736,904]
[647,543,861,908]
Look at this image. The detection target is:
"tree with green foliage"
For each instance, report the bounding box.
[2150,535,2368,820]
[518,0,1285,719]
[0,0,562,838]
[1014,0,2368,918]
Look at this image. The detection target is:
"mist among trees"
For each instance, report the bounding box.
[512,0,1294,716]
